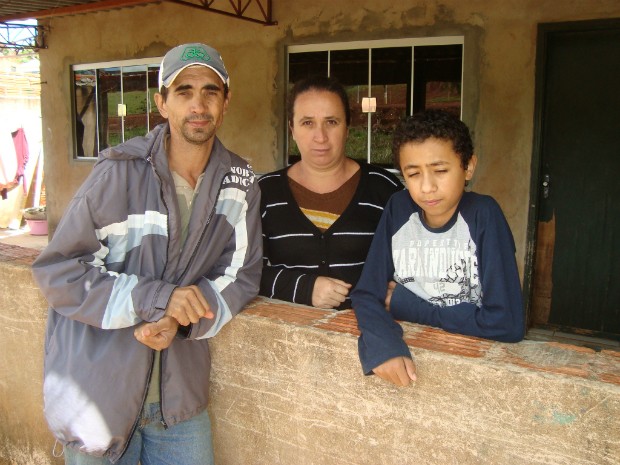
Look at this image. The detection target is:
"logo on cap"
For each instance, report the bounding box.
[181,46,211,63]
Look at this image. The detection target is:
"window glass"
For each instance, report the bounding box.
[289,51,328,82]
[413,44,462,116]
[122,65,148,142]
[370,47,411,166]
[97,67,121,150]
[74,69,98,157]
[148,64,166,130]
[331,49,369,163]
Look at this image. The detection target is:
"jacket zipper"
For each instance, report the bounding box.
[149,155,172,430]
[150,160,229,429]
[119,349,155,460]
[175,172,228,284]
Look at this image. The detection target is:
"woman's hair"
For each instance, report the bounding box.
[392,109,474,169]
[287,76,351,127]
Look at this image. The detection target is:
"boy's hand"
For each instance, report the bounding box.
[312,277,352,309]
[384,281,397,310]
[165,285,214,326]
[373,356,417,387]
[134,316,179,350]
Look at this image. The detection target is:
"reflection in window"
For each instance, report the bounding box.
[287,38,463,167]
[331,49,369,163]
[74,69,98,157]
[72,58,163,159]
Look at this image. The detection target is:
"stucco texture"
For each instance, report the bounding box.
[207,299,620,465]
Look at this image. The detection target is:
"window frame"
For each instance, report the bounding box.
[71,56,163,160]
[286,36,465,167]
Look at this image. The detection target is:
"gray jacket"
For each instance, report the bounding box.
[32,123,262,462]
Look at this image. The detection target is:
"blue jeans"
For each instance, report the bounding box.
[63,403,215,465]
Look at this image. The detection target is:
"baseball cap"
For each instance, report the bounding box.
[158,43,230,90]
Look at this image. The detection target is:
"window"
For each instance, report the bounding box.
[72,57,164,159]
[287,37,464,166]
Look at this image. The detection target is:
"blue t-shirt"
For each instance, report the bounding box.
[351,190,524,374]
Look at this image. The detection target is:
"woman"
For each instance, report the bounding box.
[259,76,402,309]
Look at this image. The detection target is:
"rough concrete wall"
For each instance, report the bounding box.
[1,255,619,465]
[0,247,62,465]
[209,299,620,465]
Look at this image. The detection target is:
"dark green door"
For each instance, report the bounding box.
[532,19,620,338]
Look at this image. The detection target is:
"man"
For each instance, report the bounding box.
[32,43,262,464]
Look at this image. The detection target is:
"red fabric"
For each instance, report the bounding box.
[11,128,29,194]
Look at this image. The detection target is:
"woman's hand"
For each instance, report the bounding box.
[312,276,352,308]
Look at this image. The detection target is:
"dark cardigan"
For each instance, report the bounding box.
[258,160,402,310]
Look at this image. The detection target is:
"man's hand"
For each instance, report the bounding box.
[134,316,180,351]
[312,277,352,309]
[373,356,417,387]
[385,281,397,311]
[165,285,214,326]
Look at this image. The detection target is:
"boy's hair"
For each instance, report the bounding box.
[392,109,474,170]
[287,75,351,127]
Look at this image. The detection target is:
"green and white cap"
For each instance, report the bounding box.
[158,43,229,90]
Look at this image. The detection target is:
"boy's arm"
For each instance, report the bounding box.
[389,200,525,343]
[352,198,414,375]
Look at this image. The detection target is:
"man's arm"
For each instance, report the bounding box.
[32,170,176,329]
[183,178,263,340]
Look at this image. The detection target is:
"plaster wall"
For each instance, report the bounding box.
[37,0,620,269]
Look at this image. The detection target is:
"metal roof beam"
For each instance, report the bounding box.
[167,0,276,26]
[0,22,47,51]
[0,0,161,22]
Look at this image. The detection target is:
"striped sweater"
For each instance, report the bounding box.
[258,160,402,310]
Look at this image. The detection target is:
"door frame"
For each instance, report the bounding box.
[524,17,620,337]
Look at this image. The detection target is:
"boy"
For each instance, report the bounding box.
[351,109,524,387]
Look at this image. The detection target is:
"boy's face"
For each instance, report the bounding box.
[399,137,477,228]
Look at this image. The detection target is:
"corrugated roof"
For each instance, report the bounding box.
[0,0,160,22]
[0,0,276,24]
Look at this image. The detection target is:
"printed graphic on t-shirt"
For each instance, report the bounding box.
[392,212,482,307]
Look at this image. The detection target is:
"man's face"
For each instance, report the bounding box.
[155,66,229,146]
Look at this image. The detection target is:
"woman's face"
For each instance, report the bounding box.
[290,89,349,171]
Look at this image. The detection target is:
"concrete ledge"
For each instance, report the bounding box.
[1,245,619,465]
[209,298,620,465]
